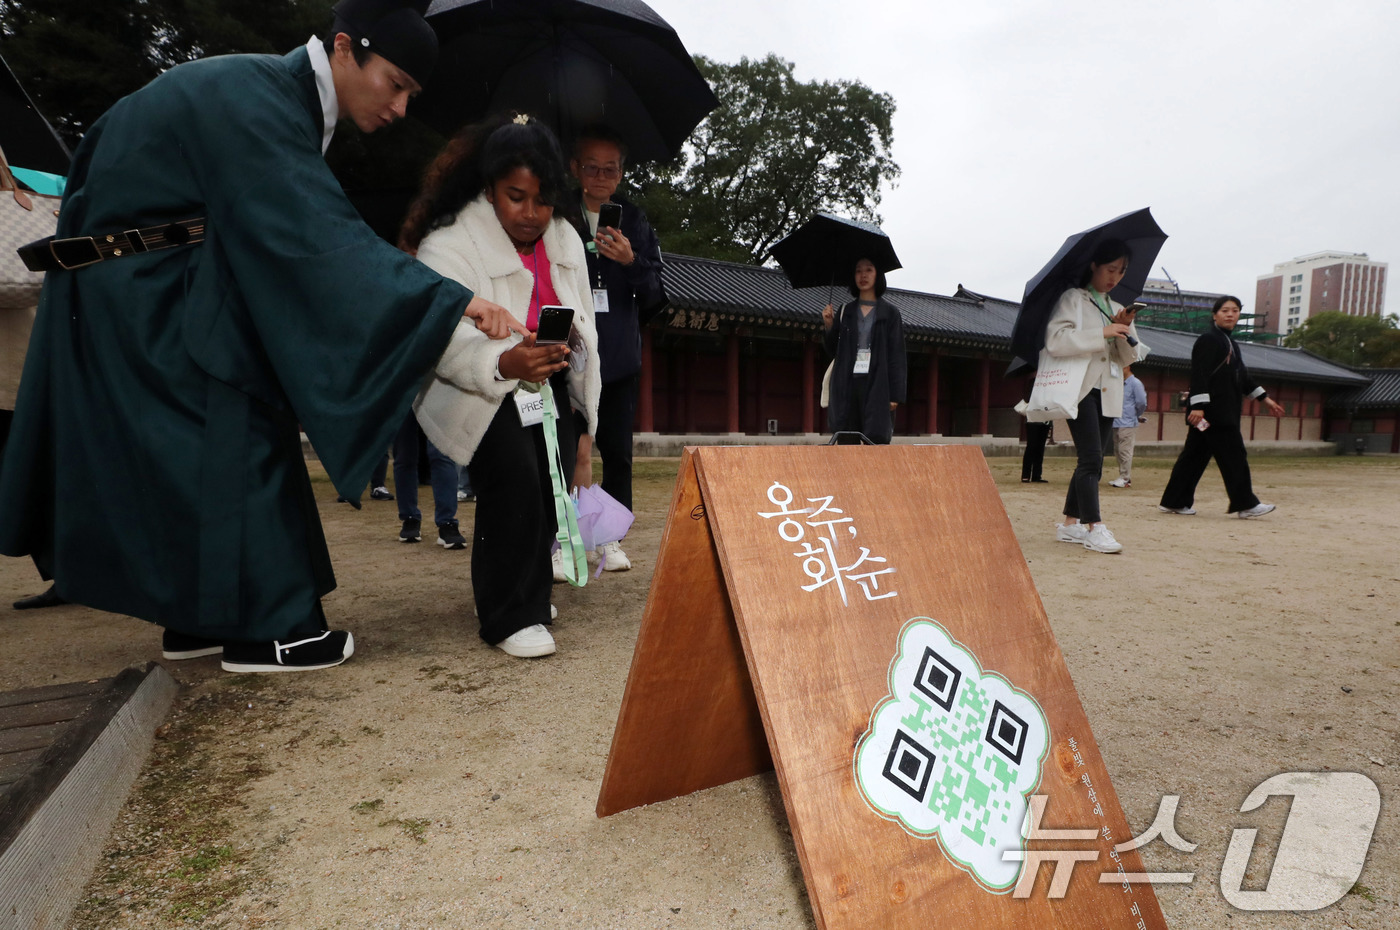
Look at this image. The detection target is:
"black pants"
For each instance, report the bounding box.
[592,375,638,511]
[1063,390,1112,525]
[465,397,556,645]
[1160,421,1259,513]
[1022,421,1050,480]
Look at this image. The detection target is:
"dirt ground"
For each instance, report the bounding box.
[1,451,1395,930]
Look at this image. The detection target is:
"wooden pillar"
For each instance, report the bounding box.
[802,340,816,433]
[977,357,991,435]
[726,332,741,433]
[925,349,940,434]
[683,348,697,434]
[1156,371,1166,440]
[638,328,655,433]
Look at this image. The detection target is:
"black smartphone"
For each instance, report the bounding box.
[1125,302,1147,315]
[535,305,573,345]
[597,202,622,231]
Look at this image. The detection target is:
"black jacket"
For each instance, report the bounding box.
[576,193,667,384]
[1187,325,1267,428]
[824,298,907,442]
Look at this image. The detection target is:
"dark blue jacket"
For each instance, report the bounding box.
[577,193,667,384]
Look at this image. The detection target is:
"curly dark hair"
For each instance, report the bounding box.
[399,113,579,252]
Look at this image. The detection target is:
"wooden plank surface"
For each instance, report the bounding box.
[0,694,104,730]
[692,444,1167,930]
[596,448,772,817]
[0,680,107,711]
[0,723,68,756]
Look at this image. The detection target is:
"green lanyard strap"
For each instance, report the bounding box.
[540,381,588,587]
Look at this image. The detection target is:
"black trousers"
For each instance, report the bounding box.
[465,397,556,645]
[1022,421,1050,480]
[1063,390,1113,524]
[594,375,637,511]
[1160,421,1259,513]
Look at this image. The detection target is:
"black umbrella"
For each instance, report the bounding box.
[416,0,718,161]
[769,213,901,294]
[1008,207,1168,373]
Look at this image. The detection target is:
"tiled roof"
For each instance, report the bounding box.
[659,252,1369,386]
[1327,369,1400,409]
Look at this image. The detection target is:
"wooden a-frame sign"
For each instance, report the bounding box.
[598,445,1169,930]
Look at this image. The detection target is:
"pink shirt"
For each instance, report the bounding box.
[517,238,560,331]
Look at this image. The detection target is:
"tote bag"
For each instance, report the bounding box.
[1,144,60,311]
[1024,350,1090,422]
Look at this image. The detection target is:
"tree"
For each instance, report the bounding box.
[1,0,326,146]
[1282,311,1400,368]
[628,54,899,266]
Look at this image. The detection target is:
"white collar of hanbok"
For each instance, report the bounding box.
[305,36,338,155]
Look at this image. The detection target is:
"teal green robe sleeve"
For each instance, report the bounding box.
[172,55,470,497]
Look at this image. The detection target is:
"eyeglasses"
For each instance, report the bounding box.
[580,164,621,180]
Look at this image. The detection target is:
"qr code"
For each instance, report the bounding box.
[855,618,1049,891]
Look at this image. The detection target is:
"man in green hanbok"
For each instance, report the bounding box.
[1,1,517,672]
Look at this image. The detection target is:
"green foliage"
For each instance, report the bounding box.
[629,54,899,265]
[1282,311,1400,368]
[1,0,326,146]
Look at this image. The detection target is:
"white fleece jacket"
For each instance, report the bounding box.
[411,195,601,465]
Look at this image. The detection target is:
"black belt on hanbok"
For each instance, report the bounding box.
[17,217,207,272]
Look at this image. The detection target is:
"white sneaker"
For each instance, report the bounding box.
[1237,503,1276,519]
[1109,477,1129,488]
[1158,504,1196,515]
[551,548,566,583]
[496,624,556,658]
[598,540,632,572]
[1083,524,1124,554]
[457,489,469,502]
[550,604,558,620]
[1055,523,1088,544]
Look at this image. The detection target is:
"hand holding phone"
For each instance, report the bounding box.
[597,202,622,231]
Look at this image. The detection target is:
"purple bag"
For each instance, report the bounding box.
[573,483,635,551]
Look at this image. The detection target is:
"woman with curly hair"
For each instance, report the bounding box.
[402,114,600,658]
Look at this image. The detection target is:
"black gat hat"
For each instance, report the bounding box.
[331,0,438,87]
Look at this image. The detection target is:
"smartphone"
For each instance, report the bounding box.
[535,305,573,345]
[597,202,622,231]
[1125,302,1147,315]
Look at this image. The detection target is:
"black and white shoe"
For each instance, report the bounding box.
[370,486,394,501]
[221,630,354,673]
[161,630,223,660]
[399,517,422,543]
[437,521,467,550]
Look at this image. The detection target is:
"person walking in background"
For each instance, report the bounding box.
[1109,365,1148,488]
[1021,421,1051,483]
[400,113,600,659]
[1159,296,1283,517]
[822,258,907,444]
[1044,239,1146,554]
[565,125,666,574]
[390,413,466,549]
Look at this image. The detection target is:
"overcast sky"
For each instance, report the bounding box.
[648,0,1398,314]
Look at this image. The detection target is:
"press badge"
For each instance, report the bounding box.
[513,390,545,428]
[592,288,610,313]
[853,349,872,374]
[1109,362,1122,379]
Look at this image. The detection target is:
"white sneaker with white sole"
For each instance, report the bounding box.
[1158,504,1196,515]
[598,540,631,571]
[1109,477,1129,488]
[1055,522,1088,544]
[551,548,566,583]
[497,624,556,658]
[1237,503,1276,518]
[1083,524,1123,554]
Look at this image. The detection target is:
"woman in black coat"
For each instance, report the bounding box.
[822,258,907,444]
[1159,295,1284,517]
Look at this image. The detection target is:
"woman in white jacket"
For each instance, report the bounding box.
[400,114,601,657]
[1043,238,1145,554]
